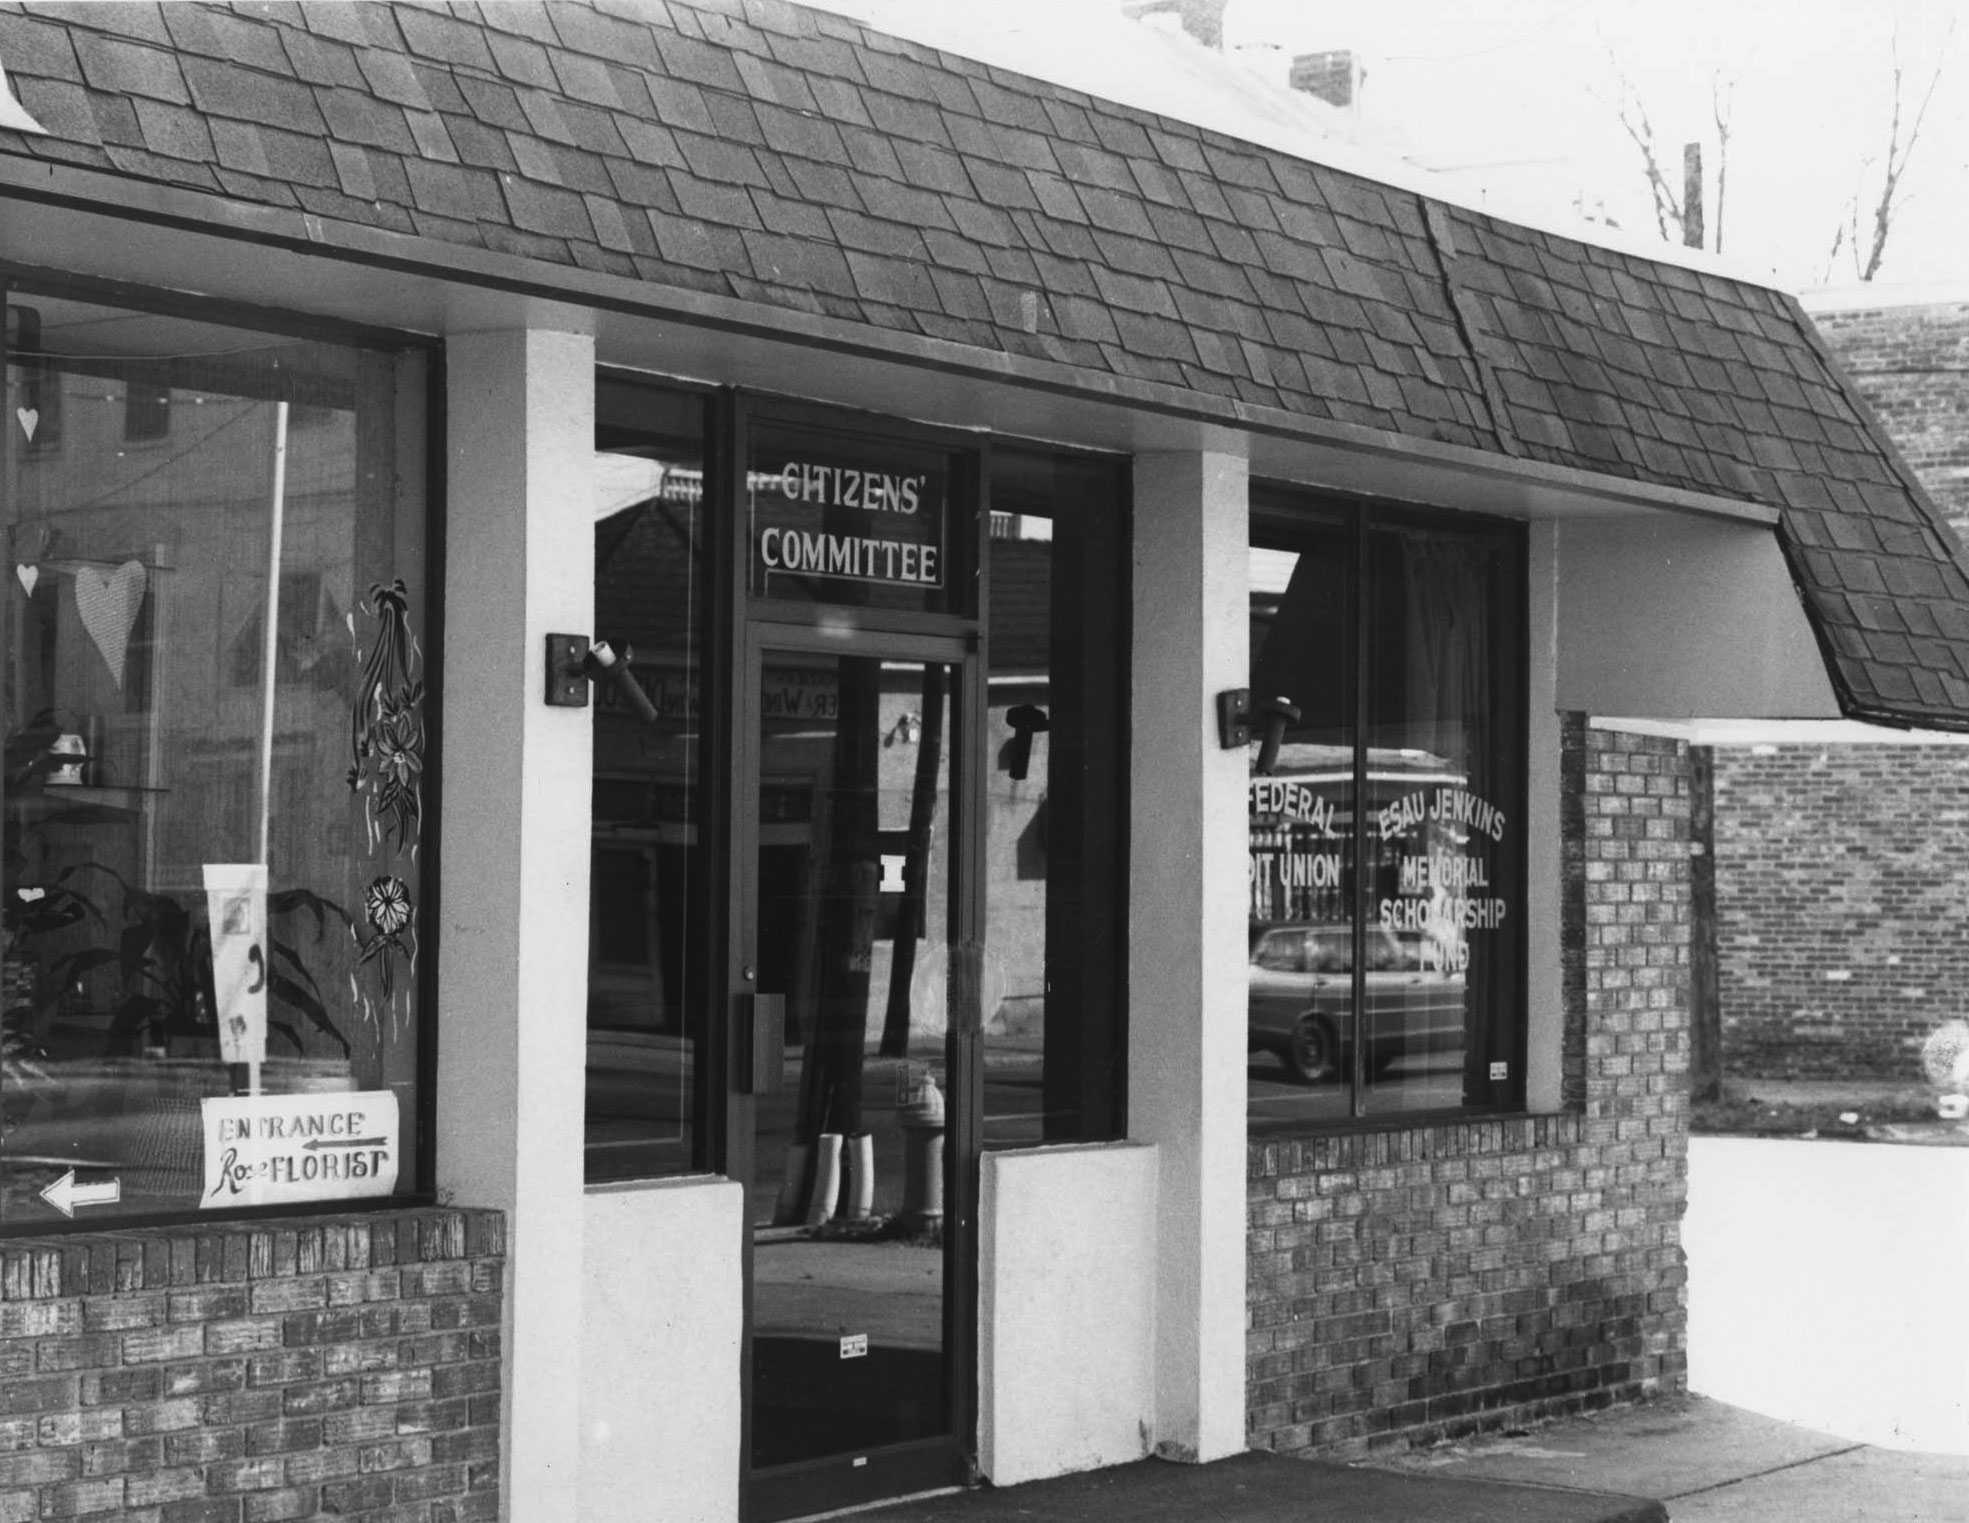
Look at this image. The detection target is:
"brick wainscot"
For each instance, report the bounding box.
[1247,720,1690,1455]
[0,1208,503,1522]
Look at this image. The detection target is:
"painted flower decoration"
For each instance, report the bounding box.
[363,875,412,938]
[346,580,422,1019]
[372,696,422,791]
[349,581,424,855]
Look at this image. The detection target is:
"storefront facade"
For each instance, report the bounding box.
[3,4,1969,1521]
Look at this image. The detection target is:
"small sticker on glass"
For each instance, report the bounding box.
[1489,1061,1509,1080]
[840,1333,868,1360]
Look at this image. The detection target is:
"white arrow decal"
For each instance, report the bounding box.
[39,1170,120,1219]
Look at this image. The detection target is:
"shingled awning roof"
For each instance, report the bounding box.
[3,0,1969,728]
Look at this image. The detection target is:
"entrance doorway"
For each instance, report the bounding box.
[735,636,977,1520]
[586,384,996,1518]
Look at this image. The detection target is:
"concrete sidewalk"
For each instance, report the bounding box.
[848,1396,1969,1521]
[851,1450,1664,1523]
[1361,1395,1969,1521]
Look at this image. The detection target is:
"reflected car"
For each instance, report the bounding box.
[1247,923,1465,1083]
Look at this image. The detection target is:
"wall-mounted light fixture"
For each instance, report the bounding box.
[1005,704,1050,780]
[1216,689,1300,776]
[544,634,658,723]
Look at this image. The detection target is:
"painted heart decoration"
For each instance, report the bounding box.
[74,560,147,690]
[15,407,36,443]
[14,565,36,597]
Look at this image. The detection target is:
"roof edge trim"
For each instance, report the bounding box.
[1764,520,1969,736]
[1599,717,1969,745]
[1803,282,1969,315]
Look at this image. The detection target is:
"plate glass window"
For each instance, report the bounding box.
[585,378,711,1182]
[1247,498,1525,1127]
[981,447,1128,1145]
[1,291,429,1224]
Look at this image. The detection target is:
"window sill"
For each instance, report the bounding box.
[1247,1107,1580,1154]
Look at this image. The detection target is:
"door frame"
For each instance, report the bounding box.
[725,395,989,1521]
[731,625,983,1521]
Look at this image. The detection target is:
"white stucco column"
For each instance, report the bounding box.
[1525,521,1563,1112]
[437,327,595,1520]
[1129,448,1249,1463]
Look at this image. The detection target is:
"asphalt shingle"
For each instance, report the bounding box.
[2,0,1966,728]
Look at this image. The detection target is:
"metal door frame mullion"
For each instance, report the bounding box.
[946,441,987,1481]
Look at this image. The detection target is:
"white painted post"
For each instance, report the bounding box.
[1128,448,1249,1463]
[1525,521,1563,1112]
[437,327,595,1521]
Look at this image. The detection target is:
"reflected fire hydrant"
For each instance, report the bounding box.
[897,1073,945,1232]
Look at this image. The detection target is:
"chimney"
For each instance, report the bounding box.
[1120,0,1228,49]
[1289,50,1362,110]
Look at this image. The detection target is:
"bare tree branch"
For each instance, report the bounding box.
[1860,22,1950,280]
[1602,47,1742,255]
[1606,50,1684,243]
[1711,74,1735,255]
[1602,26,1949,276]
[1821,196,1854,286]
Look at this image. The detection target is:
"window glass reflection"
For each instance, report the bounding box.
[1247,515,1356,1125]
[585,380,708,1181]
[1360,524,1519,1116]
[2,293,426,1223]
[1247,505,1523,1129]
[748,652,953,1466]
[981,449,1127,1146]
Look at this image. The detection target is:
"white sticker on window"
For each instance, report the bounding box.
[840,1334,869,1360]
[1489,1061,1510,1081]
[203,863,269,1067]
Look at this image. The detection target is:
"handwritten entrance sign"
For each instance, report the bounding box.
[200,1091,398,1209]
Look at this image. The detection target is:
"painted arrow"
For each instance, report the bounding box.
[39,1170,120,1219]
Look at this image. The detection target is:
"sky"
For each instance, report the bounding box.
[1225,0,1969,291]
[815,0,1969,294]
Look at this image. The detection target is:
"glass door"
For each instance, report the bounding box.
[736,635,975,1520]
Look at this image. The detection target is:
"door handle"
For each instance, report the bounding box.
[737,992,786,1096]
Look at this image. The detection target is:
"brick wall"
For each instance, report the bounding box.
[1247,720,1688,1456]
[0,1207,503,1523]
[1712,743,1969,1079]
[1703,300,1969,1081]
